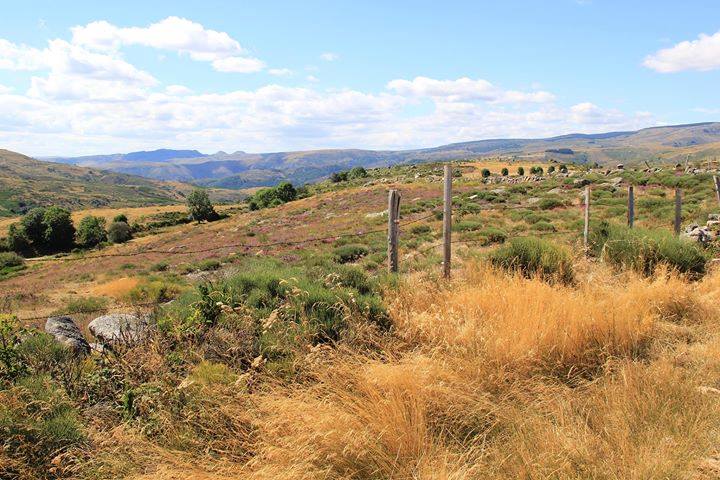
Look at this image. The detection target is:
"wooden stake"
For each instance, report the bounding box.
[627,185,634,228]
[583,186,590,249]
[674,188,682,235]
[443,165,452,279]
[387,189,400,273]
[714,175,720,206]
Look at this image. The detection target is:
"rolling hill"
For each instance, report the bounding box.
[0,149,244,217]
[46,122,720,189]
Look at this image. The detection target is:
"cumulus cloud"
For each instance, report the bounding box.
[70,17,265,73]
[268,68,293,76]
[386,76,555,104]
[644,30,720,72]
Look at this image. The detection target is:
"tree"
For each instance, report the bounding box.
[501,167,509,176]
[330,171,349,183]
[348,166,368,179]
[187,189,218,222]
[548,165,556,174]
[6,224,30,254]
[42,207,75,252]
[20,208,46,246]
[76,215,107,248]
[517,166,525,176]
[275,182,297,203]
[107,221,132,244]
[113,213,128,223]
[481,168,491,178]
[559,164,568,173]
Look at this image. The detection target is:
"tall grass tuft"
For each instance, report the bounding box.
[488,236,574,284]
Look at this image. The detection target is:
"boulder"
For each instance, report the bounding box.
[45,316,90,355]
[89,313,149,346]
[573,178,591,188]
[708,213,720,222]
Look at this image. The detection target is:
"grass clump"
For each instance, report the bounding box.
[488,237,574,284]
[333,244,370,263]
[0,252,25,279]
[590,221,708,277]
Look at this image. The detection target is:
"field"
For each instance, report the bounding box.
[3,158,720,479]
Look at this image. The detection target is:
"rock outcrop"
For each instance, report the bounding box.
[45,316,90,355]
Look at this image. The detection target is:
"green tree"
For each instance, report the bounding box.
[501,167,509,176]
[517,166,525,176]
[330,171,349,183]
[6,224,31,254]
[481,168,491,178]
[348,166,368,179]
[107,221,132,244]
[76,215,107,248]
[187,189,218,222]
[548,165,556,174]
[20,208,46,246]
[42,207,75,252]
[275,182,297,202]
[559,164,568,173]
[113,213,128,223]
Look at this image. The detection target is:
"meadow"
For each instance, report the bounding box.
[2,159,720,479]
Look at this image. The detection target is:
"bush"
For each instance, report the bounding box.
[410,224,432,235]
[481,168,491,178]
[489,237,574,284]
[0,252,23,269]
[107,221,132,244]
[590,222,707,277]
[538,198,564,210]
[187,189,219,222]
[5,224,31,254]
[333,244,370,263]
[348,166,368,179]
[20,208,46,246]
[548,165,556,174]
[559,164,568,173]
[501,167,509,176]
[113,213,128,223]
[248,182,298,210]
[76,215,107,248]
[517,166,525,176]
[330,171,349,183]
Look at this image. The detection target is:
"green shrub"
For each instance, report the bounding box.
[0,252,23,269]
[107,221,132,244]
[489,237,574,284]
[480,227,507,244]
[60,296,108,314]
[76,215,107,248]
[410,224,432,235]
[538,197,564,210]
[517,166,525,176]
[333,244,370,263]
[501,167,509,176]
[248,182,298,210]
[453,220,483,232]
[113,213,128,223]
[42,206,75,252]
[590,222,707,277]
[481,168,491,178]
[187,189,219,222]
[348,166,368,179]
[532,221,556,232]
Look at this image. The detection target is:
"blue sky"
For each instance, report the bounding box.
[0,0,719,155]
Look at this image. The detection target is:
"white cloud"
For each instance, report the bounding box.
[386,76,555,104]
[268,68,293,76]
[644,30,720,73]
[320,52,339,61]
[0,84,11,94]
[70,17,266,73]
[306,75,319,83]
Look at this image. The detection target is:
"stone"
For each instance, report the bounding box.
[573,178,591,188]
[45,316,90,355]
[708,213,720,222]
[89,313,149,346]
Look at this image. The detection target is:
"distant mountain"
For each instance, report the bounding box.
[0,149,243,217]
[48,122,720,189]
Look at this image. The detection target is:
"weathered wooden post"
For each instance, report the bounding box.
[674,188,682,235]
[583,186,590,249]
[627,185,635,228]
[714,175,720,206]
[443,164,452,279]
[387,189,401,273]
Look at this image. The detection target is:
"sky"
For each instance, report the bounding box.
[0,0,719,156]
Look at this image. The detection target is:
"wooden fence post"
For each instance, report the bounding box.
[443,165,452,279]
[387,189,401,273]
[714,175,720,207]
[627,185,634,228]
[583,186,590,249]
[674,188,682,235]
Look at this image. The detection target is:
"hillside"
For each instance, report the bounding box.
[46,122,720,189]
[3,158,720,478]
[0,149,246,217]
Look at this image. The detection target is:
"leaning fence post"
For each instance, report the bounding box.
[387,189,401,273]
[714,175,720,206]
[583,186,590,249]
[627,185,634,228]
[443,164,452,279]
[674,188,682,235]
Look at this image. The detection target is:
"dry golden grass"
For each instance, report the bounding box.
[74,262,720,480]
[91,277,140,299]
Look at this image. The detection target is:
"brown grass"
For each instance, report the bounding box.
[63,262,720,480]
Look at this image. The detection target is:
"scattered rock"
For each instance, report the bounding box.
[45,316,90,355]
[573,178,591,188]
[89,313,149,346]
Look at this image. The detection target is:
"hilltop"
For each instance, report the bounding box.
[46,122,720,189]
[0,149,246,217]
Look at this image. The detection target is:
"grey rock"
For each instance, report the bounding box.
[573,178,591,188]
[708,213,720,222]
[89,313,149,346]
[45,316,90,355]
